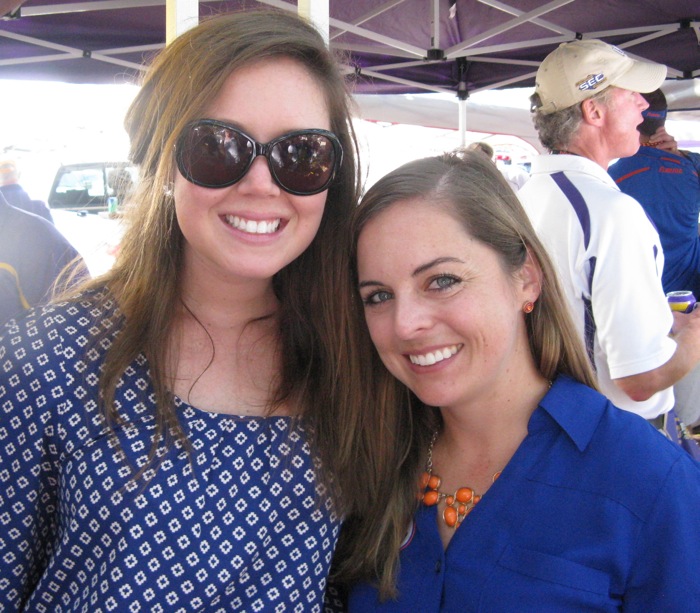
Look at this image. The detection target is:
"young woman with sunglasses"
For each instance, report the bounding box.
[0,11,363,611]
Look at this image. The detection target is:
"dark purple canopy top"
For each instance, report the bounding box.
[0,0,698,102]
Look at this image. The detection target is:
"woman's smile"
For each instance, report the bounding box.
[223,214,282,235]
[407,343,462,366]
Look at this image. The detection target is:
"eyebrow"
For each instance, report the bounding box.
[413,256,463,276]
[358,256,464,289]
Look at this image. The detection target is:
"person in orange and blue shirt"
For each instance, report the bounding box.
[609,89,700,297]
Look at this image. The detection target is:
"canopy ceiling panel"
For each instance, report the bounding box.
[0,0,698,93]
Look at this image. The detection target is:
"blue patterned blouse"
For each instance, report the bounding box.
[0,295,340,612]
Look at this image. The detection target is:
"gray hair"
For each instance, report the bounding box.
[530,87,615,152]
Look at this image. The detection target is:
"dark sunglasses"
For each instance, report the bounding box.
[175,119,343,196]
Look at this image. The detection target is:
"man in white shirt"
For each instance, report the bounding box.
[519,39,700,420]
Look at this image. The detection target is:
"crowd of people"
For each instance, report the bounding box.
[0,9,698,612]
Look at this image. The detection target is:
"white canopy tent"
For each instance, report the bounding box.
[353,91,541,149]
[353,82,700,154]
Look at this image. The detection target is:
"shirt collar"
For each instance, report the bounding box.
[531,153,620,191]
[534,374,607,452]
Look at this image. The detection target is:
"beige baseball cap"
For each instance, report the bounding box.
[534,39,667,115]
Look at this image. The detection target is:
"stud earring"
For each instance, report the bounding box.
[163,182,174,198]
[522,301,535,314]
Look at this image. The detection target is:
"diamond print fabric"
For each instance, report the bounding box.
[0,296,340,611]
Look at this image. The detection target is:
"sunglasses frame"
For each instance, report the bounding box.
[175,119,343,196]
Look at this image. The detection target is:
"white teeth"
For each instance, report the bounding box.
[409,345,460,366]
[225,215,281,234]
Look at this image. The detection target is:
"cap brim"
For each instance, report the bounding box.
[614,60,667,94]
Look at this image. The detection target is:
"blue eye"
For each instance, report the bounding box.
[362,290,392,306]
[430,275,460,291]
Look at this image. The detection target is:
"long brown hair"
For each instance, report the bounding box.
[332,150,597,599]
[61,10,364,496]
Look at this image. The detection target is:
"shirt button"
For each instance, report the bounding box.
[435,560,442,573]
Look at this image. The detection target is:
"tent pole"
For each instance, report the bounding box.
[164,0,331,47]
[166,0,198,44]
[299,0,330,44]
[457,57,469,147]
[459,98,467,147]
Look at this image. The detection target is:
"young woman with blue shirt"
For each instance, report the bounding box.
[328,150,700,612]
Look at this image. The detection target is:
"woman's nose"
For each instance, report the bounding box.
[236,155,281,196]
[392,297,432,339]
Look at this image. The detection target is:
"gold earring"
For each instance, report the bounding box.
[522,301,534,314]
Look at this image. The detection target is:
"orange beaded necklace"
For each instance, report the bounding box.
[419,431,501,529]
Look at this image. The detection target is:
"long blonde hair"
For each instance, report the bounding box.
[332,150,597,599]
[61,11,364,496]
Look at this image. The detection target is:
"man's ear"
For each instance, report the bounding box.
[581,96,605,125]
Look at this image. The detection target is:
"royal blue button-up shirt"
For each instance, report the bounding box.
[348,376,700,612]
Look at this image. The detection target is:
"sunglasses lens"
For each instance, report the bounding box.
[269,133,339,195]
[177,123,253,187]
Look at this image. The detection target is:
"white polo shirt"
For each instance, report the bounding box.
[519,153,675,418]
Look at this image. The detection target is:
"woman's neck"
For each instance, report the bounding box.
[438,372,550,457]
[180,262,279,328]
